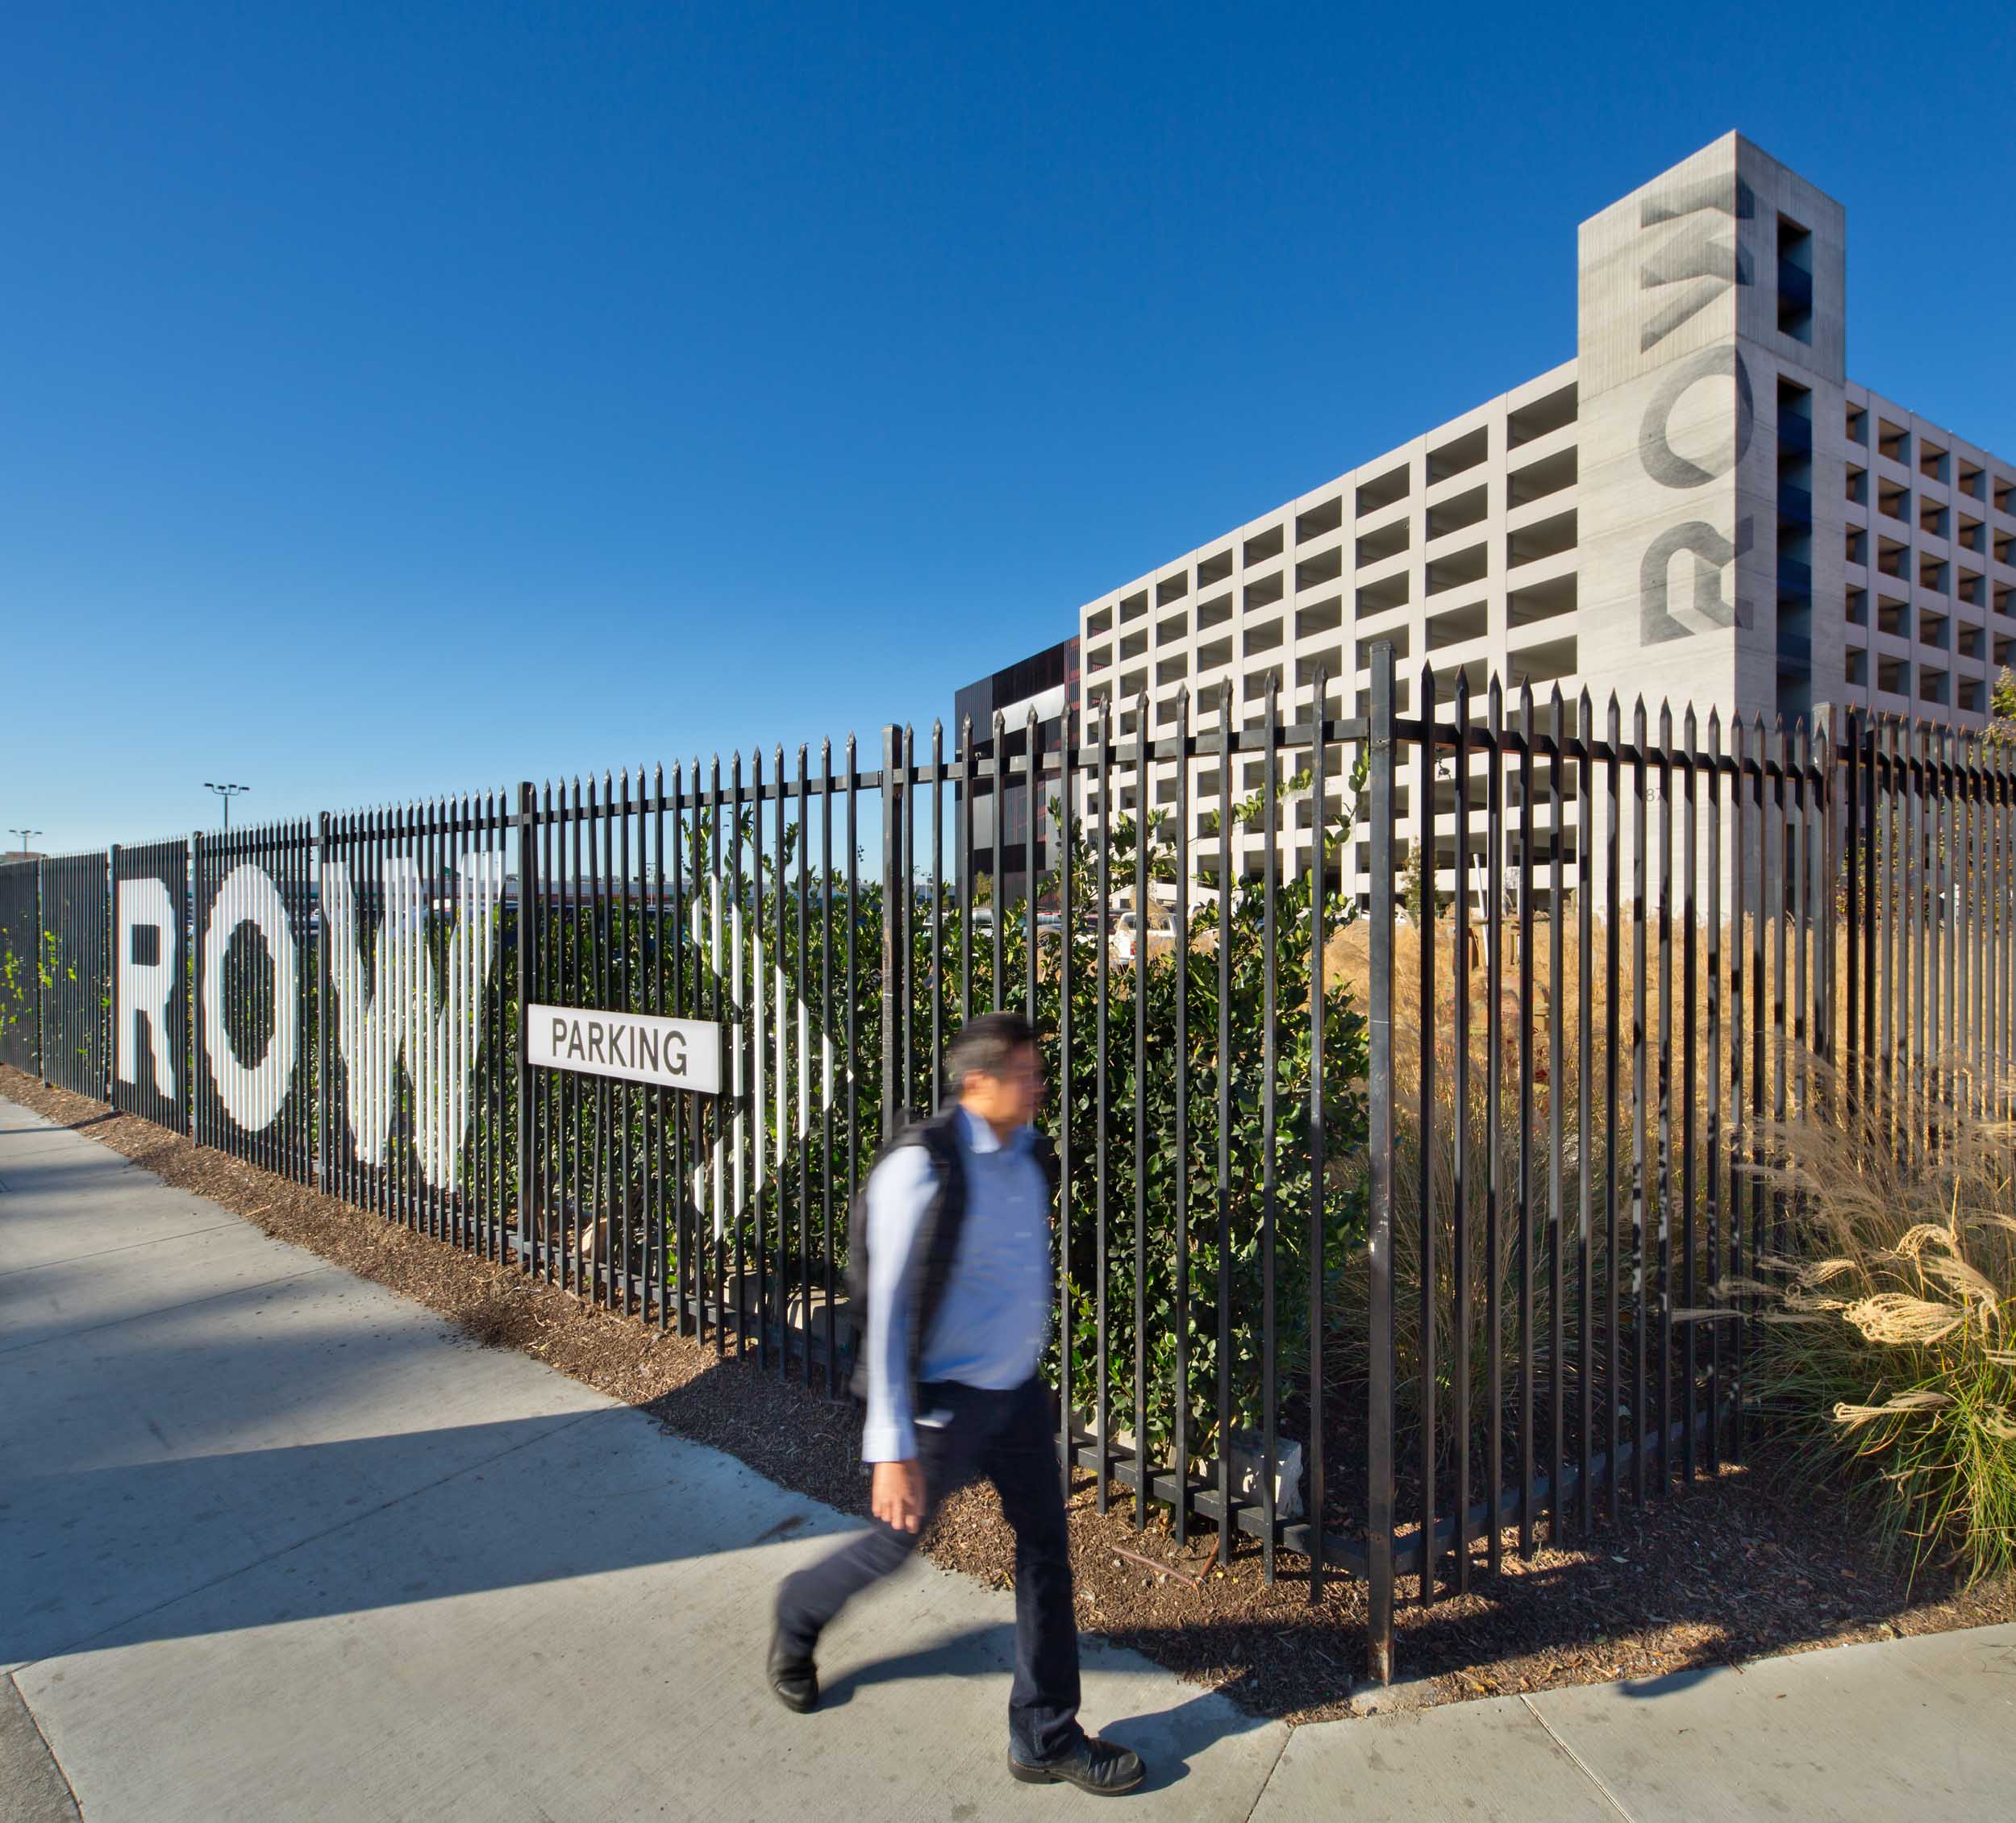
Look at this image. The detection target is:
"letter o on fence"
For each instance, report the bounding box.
[202,863,298,1134]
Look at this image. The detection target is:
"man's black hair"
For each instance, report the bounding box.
[943,1011,1039,1095]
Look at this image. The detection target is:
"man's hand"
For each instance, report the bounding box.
[872,1459,927,1534]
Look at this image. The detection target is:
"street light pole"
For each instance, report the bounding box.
[7,827,42,859]
[203,783,250,832]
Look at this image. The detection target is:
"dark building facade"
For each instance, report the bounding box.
[952,635,1080,905]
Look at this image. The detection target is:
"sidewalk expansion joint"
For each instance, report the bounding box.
[1519,1695,1636,1823]
[1238,1726,1293,1823]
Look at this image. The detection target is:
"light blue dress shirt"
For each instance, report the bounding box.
[860,1106,1052,1463]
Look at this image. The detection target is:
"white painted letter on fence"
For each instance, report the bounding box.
[200,864,298,1132]
[321,852,502,1188]
[116,876,177,1099]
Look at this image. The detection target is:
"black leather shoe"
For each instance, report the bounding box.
[1008,1735,1146,1796]
[766,1629,818,1713]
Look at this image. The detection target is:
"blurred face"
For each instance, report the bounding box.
[960,1042,1043,1134]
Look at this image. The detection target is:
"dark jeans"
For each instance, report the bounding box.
[774,1374,1082,1764]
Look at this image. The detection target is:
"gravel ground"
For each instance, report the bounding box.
[6,1060,2009,1723]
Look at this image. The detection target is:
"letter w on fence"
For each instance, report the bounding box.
[689,876,840,1244]
[322,854,502,1190]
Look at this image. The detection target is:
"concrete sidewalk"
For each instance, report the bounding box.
[3,1094,2012,1821]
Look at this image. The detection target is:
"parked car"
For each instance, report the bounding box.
[1110,909,1170,963]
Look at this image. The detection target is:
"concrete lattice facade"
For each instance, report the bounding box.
[1068,134,2016,899]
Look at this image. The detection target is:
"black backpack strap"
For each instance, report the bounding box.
[1031,1129,1060,1203]
[908,1109,969,1377]
[846,1105,968,1403]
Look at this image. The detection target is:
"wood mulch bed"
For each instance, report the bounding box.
[6,1060,2009,1725]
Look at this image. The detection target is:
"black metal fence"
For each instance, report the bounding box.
[191,821,320,1182]
[320,797,517,1255]
[6,644,2013,1684]
[39,851,110,1101]
[110,839,190,1130]
[0,861,37,1075]
[1358,656,2016,1676]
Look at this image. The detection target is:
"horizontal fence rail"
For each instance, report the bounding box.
[6,644,2015,1684]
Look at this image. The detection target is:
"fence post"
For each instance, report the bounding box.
[316,814,331,1195]
[189,835,201,1147]
[1307,671,1329,1603]
[1365,641,1397,1684]
[107,846,121,1107]
[183,836,196,1141]
[881,726,902,1139]
[1814,704,1835,1073]
[516,781,537,1269]
[102,851,114,1101]
[1843,710,1860,1116]
[36,856,49,1087]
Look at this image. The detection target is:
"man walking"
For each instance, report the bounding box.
[768,1011,1147,1797]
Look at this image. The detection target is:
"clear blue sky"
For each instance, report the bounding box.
[6,2,2012,852]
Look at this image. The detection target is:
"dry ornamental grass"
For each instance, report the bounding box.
[1744,1077,2016,1585]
